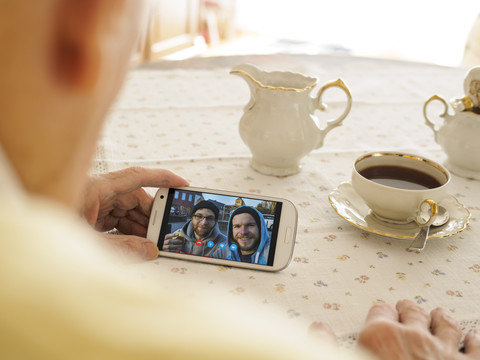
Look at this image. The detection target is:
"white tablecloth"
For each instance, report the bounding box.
[95,54,480,346]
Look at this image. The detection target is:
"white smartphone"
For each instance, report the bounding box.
[146,186,298,271]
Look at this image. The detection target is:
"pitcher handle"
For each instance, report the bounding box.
[315,78,352,149]
[423,94,448,142]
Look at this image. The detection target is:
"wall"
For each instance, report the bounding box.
[234,0,480,66]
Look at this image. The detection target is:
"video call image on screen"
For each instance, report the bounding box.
[158,189,282,266]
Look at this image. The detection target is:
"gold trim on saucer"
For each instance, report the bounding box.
[328,182,470,240]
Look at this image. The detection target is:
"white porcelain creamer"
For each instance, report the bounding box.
[231,64,352,176]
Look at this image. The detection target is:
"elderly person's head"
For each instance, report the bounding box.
[0,0,145,207]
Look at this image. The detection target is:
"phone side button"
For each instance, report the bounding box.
[284,227,292,244]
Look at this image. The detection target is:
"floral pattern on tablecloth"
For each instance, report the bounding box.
[95,55,480,346]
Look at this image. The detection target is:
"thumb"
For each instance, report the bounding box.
[103,233,159,261]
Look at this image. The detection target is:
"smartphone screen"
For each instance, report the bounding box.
[156,188,284,267]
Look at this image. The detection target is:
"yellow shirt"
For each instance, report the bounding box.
[0,147,369,359]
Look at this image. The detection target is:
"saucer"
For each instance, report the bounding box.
[328,182,471,240]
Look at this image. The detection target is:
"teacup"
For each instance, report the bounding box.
[351,152,451,225]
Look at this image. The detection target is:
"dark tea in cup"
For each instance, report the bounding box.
[358,165,443,191]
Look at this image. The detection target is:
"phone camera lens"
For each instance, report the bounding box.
[160,195,164,199]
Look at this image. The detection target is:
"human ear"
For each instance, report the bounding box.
[50,0,106,91]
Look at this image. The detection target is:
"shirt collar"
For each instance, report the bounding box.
[0,143,26,202]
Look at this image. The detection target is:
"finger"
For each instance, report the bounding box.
[104,189,150,218]
[112,188,153,216]
[106,167,189,195]
[135,188,155,216]
[357,304,400,357]
[308,322,337,346]
[396,299,430,329]
[364,303,398,325]
[464,330,480,357]
[95,215,119,233]
[104,234,159,260]
[116,217,148,237]
[81,196,100,226]
[125,208,150,228]
[111,208,128,218]
[110,207,151,232]
[430,307,461,351]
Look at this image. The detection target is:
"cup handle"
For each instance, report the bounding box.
[423,94,449,142]
[415,199,439,226]
[315,78,352,149]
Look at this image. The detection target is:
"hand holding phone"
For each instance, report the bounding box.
[147,187,298,271]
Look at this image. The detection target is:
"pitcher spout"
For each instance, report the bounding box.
[231,63,317,92]
[230,64,263,112]
[230,64,263,86]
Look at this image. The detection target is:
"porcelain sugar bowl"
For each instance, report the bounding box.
[424,66,480,179]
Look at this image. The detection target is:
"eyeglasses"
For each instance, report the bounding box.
[193,214,216,223]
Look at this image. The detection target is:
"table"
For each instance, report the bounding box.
[95,54,480,347]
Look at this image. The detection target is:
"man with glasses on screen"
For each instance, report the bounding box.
[163,200,227,257]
